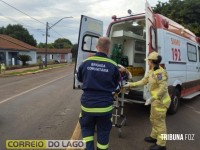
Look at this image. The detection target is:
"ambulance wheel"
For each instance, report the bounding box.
[168,88,180,115]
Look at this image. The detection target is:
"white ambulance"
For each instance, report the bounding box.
[73,1,200,114]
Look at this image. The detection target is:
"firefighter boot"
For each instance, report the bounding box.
[150,144,166,150]
[144,137,157,143]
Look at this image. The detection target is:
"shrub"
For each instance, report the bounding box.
[18,55,32,66]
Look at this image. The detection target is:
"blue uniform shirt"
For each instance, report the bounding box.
[77,52,120,111]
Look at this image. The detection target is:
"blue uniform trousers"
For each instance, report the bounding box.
[79,113,112,150]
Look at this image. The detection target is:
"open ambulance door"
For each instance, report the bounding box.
[73,15,103,89]
[144,1,157,99]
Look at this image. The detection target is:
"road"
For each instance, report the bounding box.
[0,65,200,150]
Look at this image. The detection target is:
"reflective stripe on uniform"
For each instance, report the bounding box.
[155,107,167,112]
[163,95,171,104]
[131,82,137,87]
[158,134,165,140]
[152,127,157,132]
[151,91,158,100]
[83,136,94,142]
[83,56,117,66]
[81,105,113,113]
[110,117,113,122]
[97,142,109,149]
[79,113,82,118]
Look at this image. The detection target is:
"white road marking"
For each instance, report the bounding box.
[184,104,200,114]
[0,73,72,105]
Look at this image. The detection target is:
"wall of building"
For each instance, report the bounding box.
[0,49,37,66]
[0,50,20,66]
[37,53,72,63]
[19,51,37,65]
[0,50,6,65]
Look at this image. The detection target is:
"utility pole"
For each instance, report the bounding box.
[45,22,49,67]
[44,17,73,68]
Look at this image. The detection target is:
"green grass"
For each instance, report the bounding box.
[4,63,68,76]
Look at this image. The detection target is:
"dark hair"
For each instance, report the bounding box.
[152,55,162,70]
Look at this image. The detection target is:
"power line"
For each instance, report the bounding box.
[0,0,70,40]
[0,0,75,42]
[0,14,62,42]
[0,0,45,25]
[0,13,45,35]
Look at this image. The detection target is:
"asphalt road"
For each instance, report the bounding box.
[0,65,200,150]
[0,64,81,149]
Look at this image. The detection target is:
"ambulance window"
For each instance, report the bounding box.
[150,27,156,50]
[135,41,145,52]
[187,43,197,62]
[82,35,99,52]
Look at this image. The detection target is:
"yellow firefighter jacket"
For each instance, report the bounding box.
[131,66,171,108]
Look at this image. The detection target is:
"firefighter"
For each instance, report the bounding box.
[77,37,121,150]
[123,51,171,150]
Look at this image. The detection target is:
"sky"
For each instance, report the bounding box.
[0,0,168,45]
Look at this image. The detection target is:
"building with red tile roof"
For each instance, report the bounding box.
[0,34,72,66]
[0,34,37,66]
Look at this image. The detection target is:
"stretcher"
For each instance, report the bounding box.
[112,84,127,138]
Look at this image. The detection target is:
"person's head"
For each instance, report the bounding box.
[96,37,111,55]
[146,51,162,70]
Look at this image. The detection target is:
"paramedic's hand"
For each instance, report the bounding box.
[145,98,152,105]
[118,64,126,72]
[123,82,132,88]
[123,82,135,89]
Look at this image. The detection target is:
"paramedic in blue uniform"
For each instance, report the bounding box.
[77,37,121,150]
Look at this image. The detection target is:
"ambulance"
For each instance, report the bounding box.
[73,1,200,114]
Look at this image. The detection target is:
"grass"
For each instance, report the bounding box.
[3,63,68,76]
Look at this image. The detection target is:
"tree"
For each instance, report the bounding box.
[18,55,32,66]
[0,24,37,46]
[37,43,46,48]
[37,42,55,48]
[53,38,73,49]
[37,38,73,49]
[153,0,200,36]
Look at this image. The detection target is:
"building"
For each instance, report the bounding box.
[36,48,72,63]
[0,34,37,66]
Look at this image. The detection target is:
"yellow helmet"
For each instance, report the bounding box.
[145,51,159,61]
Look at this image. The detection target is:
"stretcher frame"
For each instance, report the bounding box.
[112,88,127,138]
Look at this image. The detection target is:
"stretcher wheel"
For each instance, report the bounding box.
[121,117,127,126]
[124,119,127,126]
[118,128,122,138]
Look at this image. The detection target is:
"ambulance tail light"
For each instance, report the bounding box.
[162,19,169,29]
[195,37,200,44]
[160,63,166,69]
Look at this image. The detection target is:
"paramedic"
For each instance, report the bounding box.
[124,51,171,150]
[77,37,120,150]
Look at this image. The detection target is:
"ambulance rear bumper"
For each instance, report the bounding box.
[122,90,146,104]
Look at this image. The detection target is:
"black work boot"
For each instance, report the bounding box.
[150,144,166,150]
[144,137,157,143]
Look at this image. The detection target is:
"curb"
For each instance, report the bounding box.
[0,65,67,77]
[16,66,64,76]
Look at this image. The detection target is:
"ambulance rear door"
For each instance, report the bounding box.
[144,1,157,99]
[73,15,103,89]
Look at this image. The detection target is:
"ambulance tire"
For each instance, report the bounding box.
[168,88,180,115]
